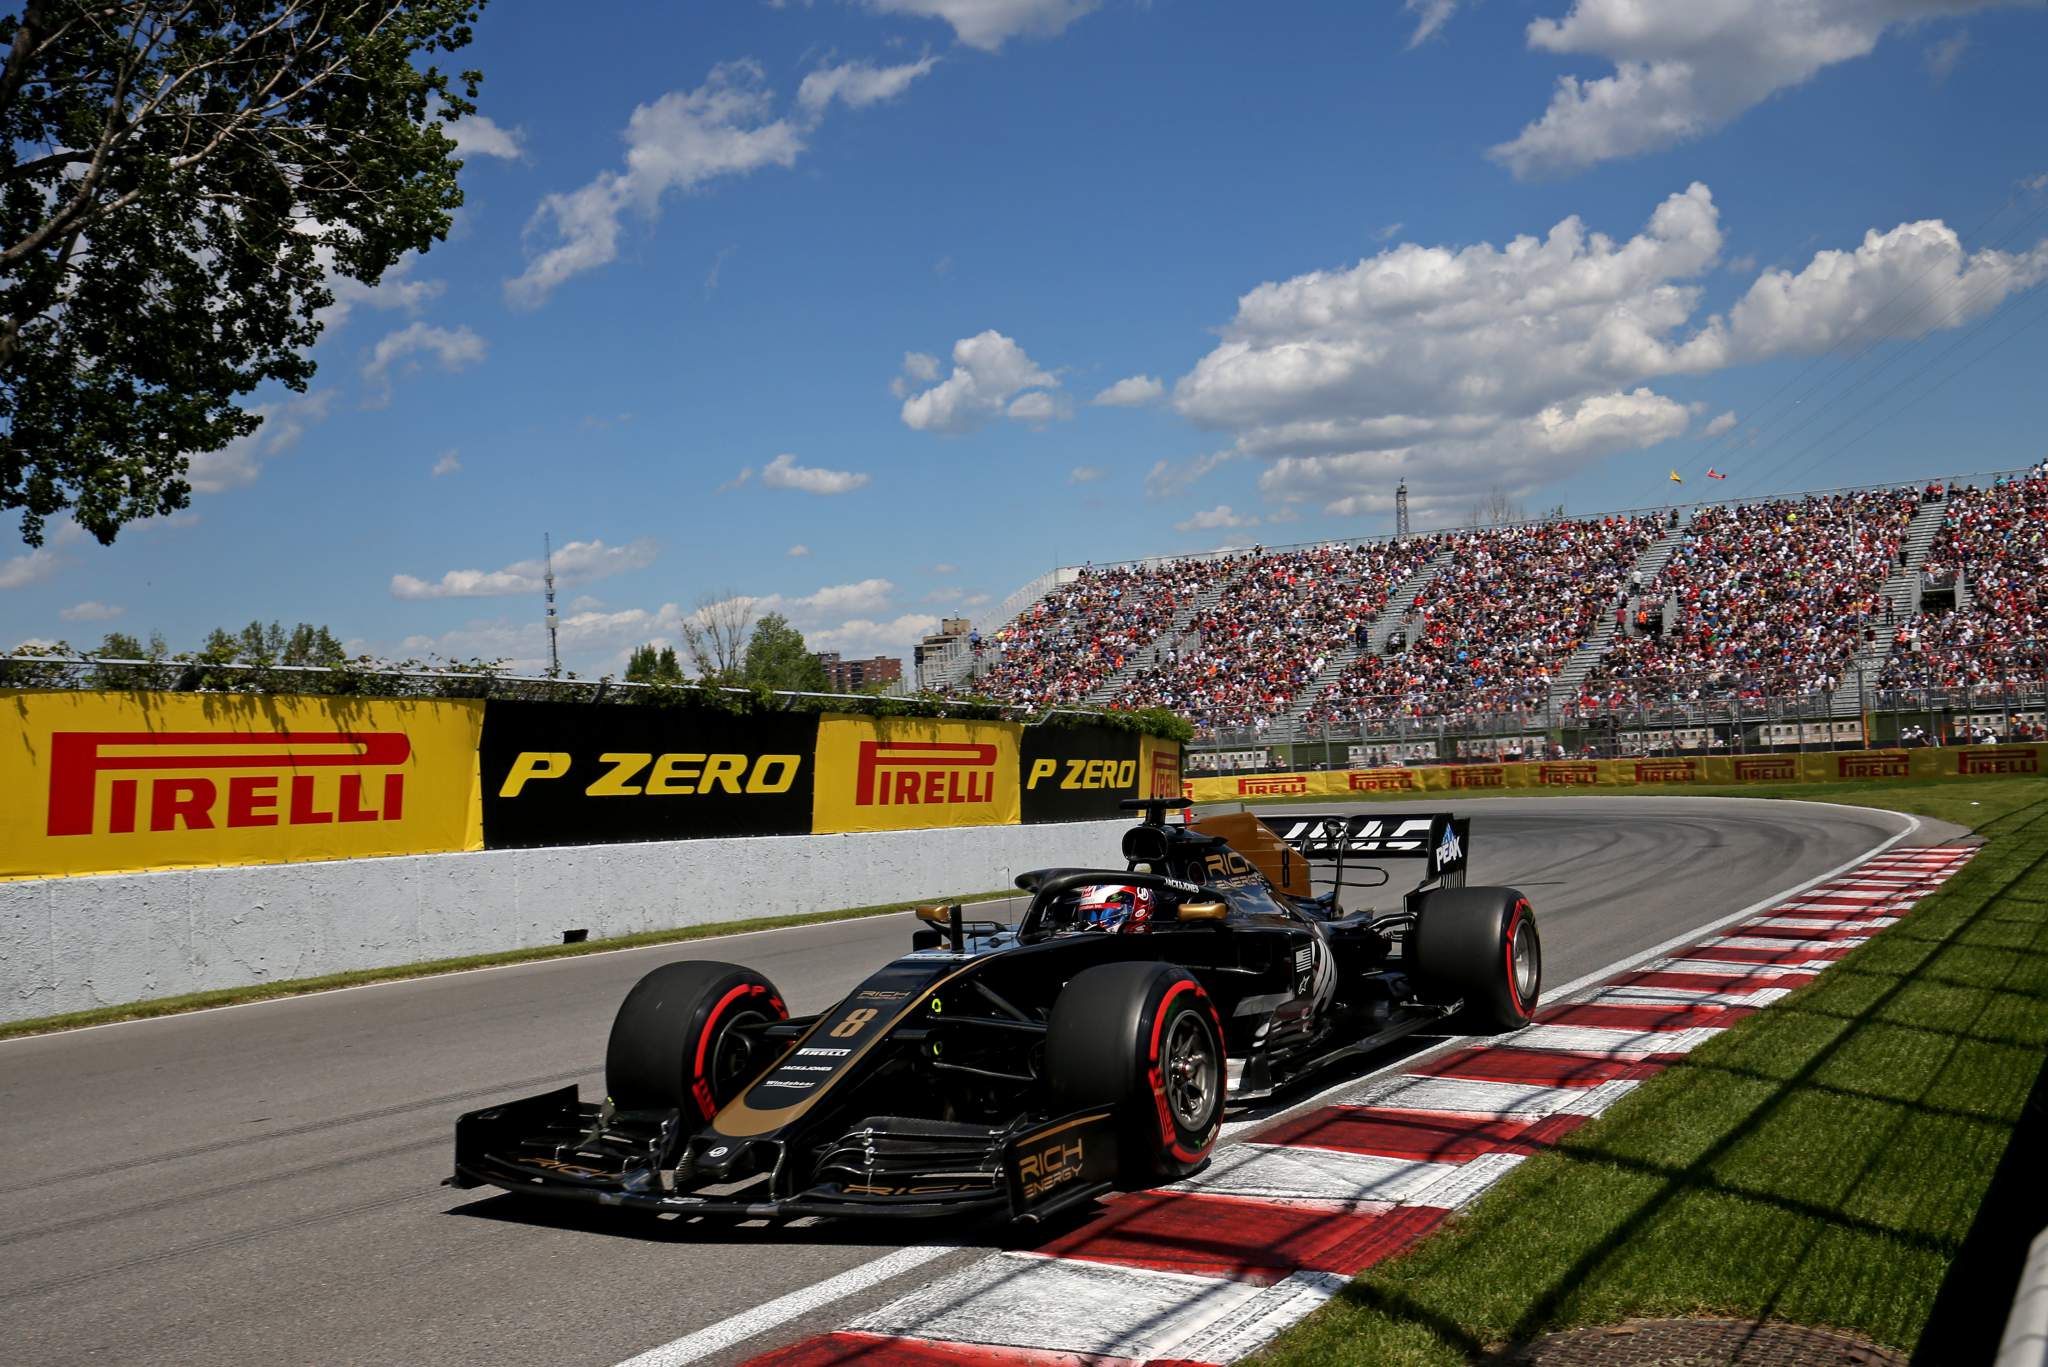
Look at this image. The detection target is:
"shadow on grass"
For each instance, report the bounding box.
[1319,807,2048,1362]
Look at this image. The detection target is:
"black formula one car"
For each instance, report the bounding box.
[450,798,1541,1225]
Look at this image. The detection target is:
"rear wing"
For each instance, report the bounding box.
[1259,812,1471,886]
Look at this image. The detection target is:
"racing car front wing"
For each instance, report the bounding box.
[449,1086,1119,1223]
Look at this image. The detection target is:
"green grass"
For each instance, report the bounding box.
[1255,781,2048,1364]
[0,887,1013,1042]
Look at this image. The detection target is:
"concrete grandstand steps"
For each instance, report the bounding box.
[1552,513,1695,699]
[1841,490,1949,702]
[1273,542,1457,740]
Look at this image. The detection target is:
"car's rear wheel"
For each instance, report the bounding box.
[1407,887,1541,1033]
[605,960,788,1120]
[1045,961,1225,1184]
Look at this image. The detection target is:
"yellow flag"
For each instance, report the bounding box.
[1668,470,1684,483]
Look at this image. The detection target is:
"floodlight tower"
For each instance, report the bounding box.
[544,534,560,678]
[1395,481,1411,538]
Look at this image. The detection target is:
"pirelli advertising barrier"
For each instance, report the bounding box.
[0,691,485,880]
[1184,744,2041,804]
[2,691,1183,878]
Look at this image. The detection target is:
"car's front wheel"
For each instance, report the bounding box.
[1045,961,1225,1184]
[605,960,788,1120]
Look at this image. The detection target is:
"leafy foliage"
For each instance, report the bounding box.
[624,642,682,684]
[0,0,487,546]
[742,613,829,692]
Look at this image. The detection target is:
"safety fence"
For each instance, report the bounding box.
[1182,743,2039,803]
[0,690,1182,882]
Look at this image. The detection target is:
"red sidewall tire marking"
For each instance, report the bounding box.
[691,982,779,1123]
[1146,979,1217,1164]
[1503,899,1531,1018]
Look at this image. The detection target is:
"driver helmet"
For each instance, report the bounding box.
[1077,883,1153,932]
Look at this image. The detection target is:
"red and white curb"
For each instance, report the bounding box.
[662,844,1978,1367]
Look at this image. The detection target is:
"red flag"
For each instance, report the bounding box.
[1707,468,1727,480]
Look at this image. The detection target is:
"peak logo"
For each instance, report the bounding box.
[48,731,411,836]
[856,740,998,807]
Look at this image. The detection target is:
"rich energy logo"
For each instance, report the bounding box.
[855,740,998,807]
[1017,1137,1086,1202]
[46,731,410,837]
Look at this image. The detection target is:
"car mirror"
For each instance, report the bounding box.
[1178,900,1227,923]
[915,903,958,925]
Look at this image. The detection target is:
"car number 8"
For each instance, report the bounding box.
[830,1007,879,1039]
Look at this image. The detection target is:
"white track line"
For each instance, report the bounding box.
[611,1243,958,1367]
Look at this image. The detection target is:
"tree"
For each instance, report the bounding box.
[742,613,828,692]
[1,1,487,547]
[625,642,681,684]
[679,592,755,685]
[1468,486,1527,528]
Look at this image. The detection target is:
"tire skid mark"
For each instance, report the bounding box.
[0,1065,594,1196]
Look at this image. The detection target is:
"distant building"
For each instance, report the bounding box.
[914,618,975,688]
[815,651,902,693]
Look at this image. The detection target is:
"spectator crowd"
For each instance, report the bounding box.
[952,472,2047,738]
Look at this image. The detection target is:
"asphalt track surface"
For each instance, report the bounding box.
[0,797,1962,1367]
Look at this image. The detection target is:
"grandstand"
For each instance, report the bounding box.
[939,465,2048,747]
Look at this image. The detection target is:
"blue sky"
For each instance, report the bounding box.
[7,0,2048,677]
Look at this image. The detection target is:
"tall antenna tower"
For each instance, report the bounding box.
[543,534,560,678]
[1395,480,1411,538]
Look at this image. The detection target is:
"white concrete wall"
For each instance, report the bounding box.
[0,818,1130,1024]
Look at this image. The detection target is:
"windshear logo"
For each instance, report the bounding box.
[853,740,998,806]
[45,731,411,837]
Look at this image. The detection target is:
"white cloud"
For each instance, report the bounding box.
[1174,505,1259,532]
[761,452,871,494]
[431,449,462,477]
[924,587,963,603]
[798,55,938,113]
[447,113,526,160]
[864,0,1097,50]
[903,350,941,382]
[1145,450,1240,499]
[898,330,1063,433]
[1070,465,1106,483]
[1404,0,1460,46]
[1703,410,1738,437]
[1926,30,1971,82]
[805,612,941,658]
[705,244,736,291]
[718,467,753,492]
[507,63,806,307]
[1092,374,1165,406]
[569,595,605,611]
[1178,183,2048,517]
[187,391,336,492]
[61,600,124,622]
[391,537,659,600]
[1491,1,2033,179]
[363,322,486,394]
[1376,221,1405,242]
[787,543,812,557]
[0,545,63,590]
[1004,389,1069,423]
[315,249,444,333]
[931,562,958,574]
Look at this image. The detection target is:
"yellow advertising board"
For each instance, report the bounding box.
[811,713,1022,834]
[1139,734,1183,800]
[0,691,483,880]
[1182,742,2039,809]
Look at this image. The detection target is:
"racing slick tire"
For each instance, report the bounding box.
[1046,962,1225,1185]
[1408,887,1541,1034]
[605,960,788,1121]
